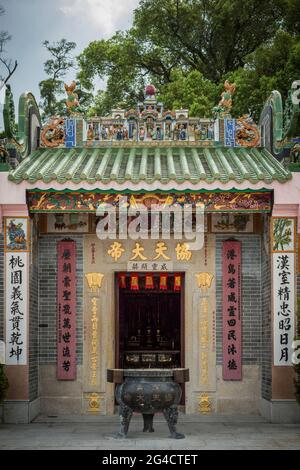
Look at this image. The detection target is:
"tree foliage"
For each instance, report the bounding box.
[0,5,17,91]
[133,0,283,82]
[226,30,300,119]
[158,70,219,117]
[0,364,9,404]
[78,35,152,114]
[39,39,76,118]
[78,0,300,119]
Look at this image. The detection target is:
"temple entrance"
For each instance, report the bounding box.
[116,273,184,370]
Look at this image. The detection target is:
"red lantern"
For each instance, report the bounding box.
[174,274,181,292]
[130,274,139,291]
[159,274,168,290]
[145,274,154,290]
[118,274,126,289]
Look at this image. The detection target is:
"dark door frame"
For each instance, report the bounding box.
[114,272,185,369]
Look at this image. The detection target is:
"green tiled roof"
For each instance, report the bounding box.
[8,146,291,184]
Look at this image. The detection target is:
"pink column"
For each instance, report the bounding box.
[271,209,298,400]
[2,205,30,401]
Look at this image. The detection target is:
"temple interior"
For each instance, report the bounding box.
[117,274,182,369]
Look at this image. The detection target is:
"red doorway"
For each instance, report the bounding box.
[115,272,185,370]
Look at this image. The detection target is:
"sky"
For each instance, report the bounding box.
[0,0,139,106]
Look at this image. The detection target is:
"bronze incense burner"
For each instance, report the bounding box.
[107,368,189,439]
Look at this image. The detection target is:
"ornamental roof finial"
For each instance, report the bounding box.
[213,80,236,118]
[65,81,83,115]
[145,84,156,98]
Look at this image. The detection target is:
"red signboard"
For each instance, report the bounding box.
[222,240,242,380]
[57,240,77,380]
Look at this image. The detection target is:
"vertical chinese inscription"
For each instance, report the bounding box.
[57,240,77,380]
[195,272,214,387]
[199,296,209,385]
[84,272,104,391]
[5,253,27,365]
[273,253,295,365]
[90,297,98,386]
[222,240,242,380]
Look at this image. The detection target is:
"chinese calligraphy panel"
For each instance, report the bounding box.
[127,261,173,272]
[222,240,242,380]
[57,240,77,380]
[5,253,27,365]
[273,253,295,366]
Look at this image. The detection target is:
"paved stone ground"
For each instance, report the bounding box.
[0,415,300,450]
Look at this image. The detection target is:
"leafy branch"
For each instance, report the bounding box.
[0,6,18,91]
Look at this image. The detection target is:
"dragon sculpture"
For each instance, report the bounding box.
[235,114,260,147]
[40,80,83,147]
[40,117,65,148]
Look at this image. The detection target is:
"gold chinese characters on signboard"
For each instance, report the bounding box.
[108,242,125,261]
[107,241,193,262]
[176,243,192,261]
[131,242,147,260]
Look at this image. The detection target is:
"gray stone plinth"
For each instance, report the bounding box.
[260,398,300,423]
[3,398,40,424]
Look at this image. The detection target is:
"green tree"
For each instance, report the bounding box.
[133,0,282,82]
[78,0,300,118]
[280,0,300,36]
[39,39,76,118]
[78,0,283,104]
[0,5,17,91]
[159,70,219,117]
[225,31,300,120]
[0,364,9,404]
[78,34,151,114]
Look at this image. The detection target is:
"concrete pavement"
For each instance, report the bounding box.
[0,414,299,450]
